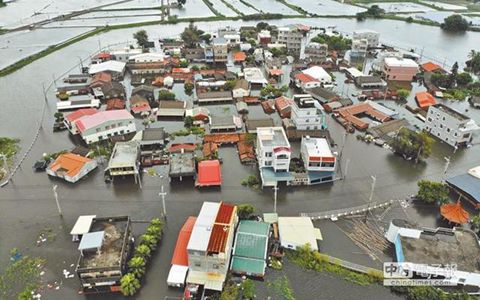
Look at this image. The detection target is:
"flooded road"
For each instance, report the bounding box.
[0,14,480,300]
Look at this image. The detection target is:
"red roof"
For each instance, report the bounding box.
[207,224,230,253]
[172,68,191,74]
[94,52,111,60]
[171,217,197,266]
[196,160,222,187]
[131,102,151,114]
[168,144,196,153]
[295,73,318,83]
[440,201,469,224]
[215,202,235,224]
[76,110,133,133]
[106,98,126,110]
[421,62,443,73]
[269,69,284,76]
[416,92,436,109]
[65,108,98,123]
[234,52,247,62]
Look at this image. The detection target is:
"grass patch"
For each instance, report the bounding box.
[0,137,20,164]
[268,276,295,300]
[286,244,383,286]
[0,254,46,299]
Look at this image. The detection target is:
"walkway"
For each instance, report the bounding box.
[300,200,394,220]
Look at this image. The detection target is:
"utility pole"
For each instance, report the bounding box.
[52,185,63,217]
[343,158,350,179]
[159,185,167,220]
[273,185,279,213]
[442,156,451,182]
[364,175,376,222]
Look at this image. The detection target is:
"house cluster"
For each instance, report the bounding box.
[166,201,322,298]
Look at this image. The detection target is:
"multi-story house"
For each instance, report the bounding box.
[212,38,228,63]
[258,30,272,45]
[382,57,419,81]
[351,30,379,58]
[305,42,328,63]
[187,202,238,292]
[76,110,136,144]
[256,127,291,173]
[277,24,310,59]
[291,94,327,131]
[300,136,336,184]
[424,104,479,148]
[110,47,143,62]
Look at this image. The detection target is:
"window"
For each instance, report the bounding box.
[447,128,450,133]
[427,117,432,122]
[265,152,273,158]
[463,133,470,138]
[212,264,219,269]
[265,161,272,166]
[194,262,201,267]
[276,154,288,159]
[440,124,443,129]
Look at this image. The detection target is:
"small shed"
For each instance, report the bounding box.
[70,215,96,242]
[278,217,322,251]
[196,160,222,187]
[78,231,105,255]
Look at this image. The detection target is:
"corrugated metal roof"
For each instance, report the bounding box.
[171,217,197,266]
[447,173,480,203]
[187,202,221,252]
[196,160,222,187]
[231,256,266,276]
[207,224,230,253]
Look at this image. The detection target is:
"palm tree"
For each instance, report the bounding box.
[468,49,477,60]
[135,244,151,259]
[120,273,140,296]
[128,256,146,279]
[140,234,158,251]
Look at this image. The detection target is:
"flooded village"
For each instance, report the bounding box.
[1,0,480,300]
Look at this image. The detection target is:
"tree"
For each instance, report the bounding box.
[224,79,237,91]
[237,204,255,219]
[128,256,146,278]
[179,60,189,68]
[140,234,158,251]
[184,82,194,96]
[261,84,288,98]
[311,34,351,52]
[416,180,449,204]
[133,30,149,48]
[270,47,287,57]
[120,273,140,296]
[390,128,434,163]
[135,244,151,259]
[397,89,410,100]
[471,214,480,232]
[158,89,176,100]
[191,65,200,71]
[200,33,211,44]
[184,116,194,128]
[181,22,205,47]
[241,279,255,299]
[457,72,473,86]
[441,15,469,32]
[256,21,270,31]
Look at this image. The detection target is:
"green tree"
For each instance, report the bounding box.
[181,22,205,47]
[133,30,149,48]
[241,279,255,299]
[128,256,146,278]
[135,244,151,259]
[466,50,480,74]
[416,180,449,204]
[140,234,158,251]
[184,82,194,96]
[158,89,176,100]
[397,89,410,100]
[224,79,237,91]
[270,47,287,57]
[471,214,480,232]
[261,84,288,98]
[256,21,270,31]
[179,60,189,68]
[441,14,469,32]
[120,273,140,296]
[237,204,255,219]
[200,33,211,44]
[191,65,200,71]
[184,116,194,128]
[390,128,434,163]
[457,72,473,86]
[311,34,351,52]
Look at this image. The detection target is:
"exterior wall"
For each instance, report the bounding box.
[278,29,307,58]
[383,64,418,81]
[305,44,327,63]
[213,44,228,63]
[81,119,136,144]
[424,106,473,147]
[351,39,368,57]
[298,80,321,90]
[257,142,291,172]
[291,105,325,130]
[352,31,379,48]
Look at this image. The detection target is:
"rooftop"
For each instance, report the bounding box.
[169,152,195,177]
[400,228,480,273]
[278,217,322,251]
[196,160,222,187]
[142,127,166,142]
[302,137,334,158]
[431,103,470,121]
[171,216,196,266]
[107,141,139,169]
[384,57,418,68]
[243,67,267,84]
[89,60,126,75]
[257,127,290,148]
[246,118,275,132]
[188,202,221,252]
[447,166,480,203]
[48,153,94,178]
[65,108,98,123]
[76,110,133,133]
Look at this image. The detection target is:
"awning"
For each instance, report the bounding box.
[78,231,105,251]
[314,228,323,241]
[70,215,96,235]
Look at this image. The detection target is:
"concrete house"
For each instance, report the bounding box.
[76,110,136,144]
[232,79,250,99]
[47,153,97,183]
[382,57,418,81]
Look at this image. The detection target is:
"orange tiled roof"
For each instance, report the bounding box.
[440,201,469,224]
[421,61,442,73]
[234,52,247,62]
[416,92,436,109]
[48,153,93,177]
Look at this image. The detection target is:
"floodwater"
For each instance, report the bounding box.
[366,2,435,13]
[207,0,238,17]
[1,13,480,300]
[285,0,366,16]
[239,0,301,15]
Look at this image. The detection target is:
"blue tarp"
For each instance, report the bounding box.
[447,174,480,203]
[394,235,405,263]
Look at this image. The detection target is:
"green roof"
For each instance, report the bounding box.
[231,256,266,276]
[237,220,270,236]
[234,232,268,259]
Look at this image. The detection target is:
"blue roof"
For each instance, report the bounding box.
[78,231,105,250]
[447,174,480,203]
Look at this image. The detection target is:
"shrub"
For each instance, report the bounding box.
[135,244,151,259]
[237,204,255,219]
[120,273,140,296]
[128,256,146,278]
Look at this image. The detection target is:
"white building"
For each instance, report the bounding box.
[424,104,479,148]
[302,66,332,85]
[256,127,291,173]
[277,24,310,59]
[212,37,228,63]
[187,202,238,292]
[301,136,336,172]
[232,79,250,99]
[351,29,379,58]
[291,94,326,131]
[129,52,165,63]
[88,60,126,78]
[243,67,268,88]
[110,48,143,62]
[305,42,328,63]
[278,217,322,251]
[223,34,241,45]
[76,110,136,144]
